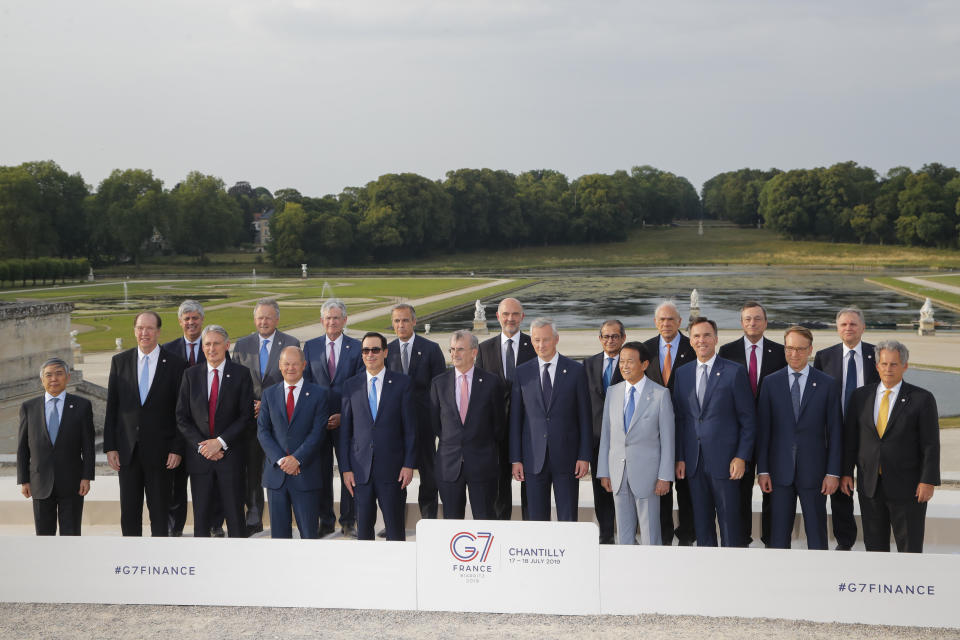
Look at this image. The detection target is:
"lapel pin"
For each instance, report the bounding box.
[562,369,567,374]
[715,372,720,377]
[417,351,422,356]
[69,404,74,409]
[226,374,231,378]
[388,379,392,384]
[901,398,906,403]
[305,392,310,397]
[479,378,483,382]
[162,359,167,363]
[812,382,817,387]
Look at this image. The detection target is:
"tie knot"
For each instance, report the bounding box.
[507,338,513,345]
[793,371,802,379]
[288,385,295,392]
[882,389,890,397]
[371,376,377,384]
[751,344,757,352]
[51,397,59,406]
[543,363,550,371]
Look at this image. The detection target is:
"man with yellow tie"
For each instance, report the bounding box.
[840,340,940,553]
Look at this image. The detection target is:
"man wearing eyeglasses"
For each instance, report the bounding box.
[583,319,626,544]
[340,332,417,541]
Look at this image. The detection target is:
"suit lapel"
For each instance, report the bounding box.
[336,339,356,383]
[699,359,722,416]
[881,384,910,438]
[143,350,168,405]
[797,371,816,421]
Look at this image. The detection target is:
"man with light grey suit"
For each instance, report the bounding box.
[597,341,675,545]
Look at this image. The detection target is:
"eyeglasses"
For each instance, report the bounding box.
[361,347,383,354]
[784,346,810,354]
[600,334,622,341]
[448,347,470,354]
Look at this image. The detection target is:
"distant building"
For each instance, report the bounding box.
[253,209,274,249]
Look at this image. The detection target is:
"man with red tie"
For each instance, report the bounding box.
[257,346,329,538]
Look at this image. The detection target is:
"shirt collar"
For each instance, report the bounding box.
[788,364,810,377]
[259,332,276,345]
[698,354,718,369]
[843,342,863,357]
[138,345,159,360]
[207,360,226,375]
[456,366,475,380]
[537,352,560,369]
[625,376,647,395]
[366,367,386,383]
[286,377,304,392]
[878,380,903,395]
[397,335,415,346]
[326,333,343,347]
[743,335,763,349]
[660,333,680,349]
[45,390,67,403]
[501,332,520,345]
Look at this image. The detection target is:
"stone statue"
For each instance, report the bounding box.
[301,263,308,279]
[919,298,935,336]
[474,299,485,323]
[87,267,95,282]
[920,298,934,322]
[690,289,700,309]
[70,330,80,348]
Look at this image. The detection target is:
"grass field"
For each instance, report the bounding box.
[867,277,960,309]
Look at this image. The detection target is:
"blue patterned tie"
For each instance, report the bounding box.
[843,350,857,415]
[139,356,150,405]
[603,357,614,390]
[259,338,270,378]
[791,372,802,421]
[369,376,378,420]
[623,387,636,433]
[47,397,60,443]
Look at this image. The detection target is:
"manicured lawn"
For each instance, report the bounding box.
[868,277,960,308]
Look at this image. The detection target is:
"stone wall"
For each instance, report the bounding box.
[0,301,76,401]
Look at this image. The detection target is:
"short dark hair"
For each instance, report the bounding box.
[134,310,162,329]
[783,325,813,344]
[740,301,767,320]
[619,341,650,363]
[689,316,717,335]
[362,331,387,350]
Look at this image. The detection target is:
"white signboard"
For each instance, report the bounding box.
[416,519,600,615]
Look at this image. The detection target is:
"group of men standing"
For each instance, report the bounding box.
[16,294,941,553]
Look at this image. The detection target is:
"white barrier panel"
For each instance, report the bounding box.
[0,537,417,611]
[600,545,960,629]
[416,520,600,615]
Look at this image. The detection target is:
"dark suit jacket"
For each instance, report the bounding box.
[162,336,206,367]
[756,367,842,489]
[103,347,187,466]
[17,393,95,499]
[718,336,787,398]
[643,333,695,391]
[673,357,757,479]
[303,333,364,415]
[843,382,940,500]
[231,330,300,400]
[386,334,446,429]
[176,360,255,475]
[509,355,592,475]
[584,352,625,444]
[339,369,418,485]
[813,342,881,390]
[430,367,505,483]
[476,332,536,383]
[257,381,329,491]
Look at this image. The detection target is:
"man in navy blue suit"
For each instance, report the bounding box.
[510,318,591,522]
[386,303,446,520]
[303,299,364,537]
[756,326,842,550]
[673,317,756,547]
[340,332,418,541]
[258,346,329,538]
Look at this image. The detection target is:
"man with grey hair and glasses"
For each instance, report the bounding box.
[18,358,95,535]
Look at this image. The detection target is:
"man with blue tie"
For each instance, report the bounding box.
[17,358,95,536]
[258,346,329,539]
[510,318,592,522]
[756,326,842,550]
[673,317,756,547]
[597,342,675,545]
[340,332,418,541]
[813,307,878,550]
[303,299,364,537]
[584,319,626,543]
[232,298,300,536]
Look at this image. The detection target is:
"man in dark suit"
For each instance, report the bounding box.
[17,358,95,536]
[340,332,418,541]
[303,299,364,537]
[583,319,625,544]
[756,326,842,550]
[386,303,445,520]
[718,301,787,547]
[161,299,206,537]
[430,330,505,519]
[231,298,300,536]
[176,325,255,538]
[673,317,756,547]
[104,311,187,537]
[510,318,591,522]
[476,297,536,520]
[813,306,879,550]
[258,346,329,539]
[643,301,696,545]
[841,340,940,553]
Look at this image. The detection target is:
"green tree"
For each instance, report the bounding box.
[267,202,308,267]
[169,172,243,259]
[362,173,453,258]
[0,166,44,258]
[758,169,821,239]
[515,170,568,245]
[444,168,521,249]
[89,169,167,264]
[20,160,89,257]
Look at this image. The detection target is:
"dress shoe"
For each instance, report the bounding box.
[210,526,225,538]
[169,530,183,538]
[319,523,336,537]
[835,544,852,551]
[376,528,387,538]
[340,523,358,539]
[246,523,263,537]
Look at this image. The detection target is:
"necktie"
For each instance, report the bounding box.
[603,357,614,390]
[188,342,197,366]
[139,356,150,405]
[623,387,636,433]
[47,397,60,444]
[662,343,672,386]
[749,344,758,396]
[844,350,857,415]
[541,363,553,409]
[791,372,802,421]
[505,338,516,382]
[459,374,470,423]
[401,342,410,374]
[369,376,378,420]
[208,368,219,437]
[259,339,270,378]
[327,342,337,381]
[286,385,295,422]
[877,389,891,438]
[697,364,708,409]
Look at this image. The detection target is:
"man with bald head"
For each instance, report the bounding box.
[643,300,696,545]
[477,297,537,519]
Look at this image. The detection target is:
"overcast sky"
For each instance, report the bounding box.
[1,1,958,196]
